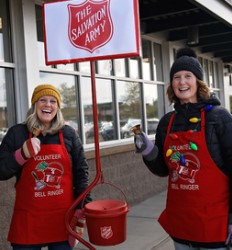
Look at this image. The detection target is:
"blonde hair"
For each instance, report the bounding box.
[166,79,211,104]
[25,103,65,135]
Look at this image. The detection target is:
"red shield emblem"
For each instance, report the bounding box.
[68,0,113,53]
[100,226,113,239]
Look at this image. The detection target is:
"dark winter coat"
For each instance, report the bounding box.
[144,95,232,177]
[0,123,91,205]
[143,94,232,248]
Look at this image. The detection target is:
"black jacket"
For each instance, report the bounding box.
[143,94,232,248]
[0,123,91,206]
[145,95,232,178]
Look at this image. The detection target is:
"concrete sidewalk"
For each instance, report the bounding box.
[74,191,175,250]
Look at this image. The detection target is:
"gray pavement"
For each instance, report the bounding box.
[74,190,175,250]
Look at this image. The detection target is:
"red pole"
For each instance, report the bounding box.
[65,60,102,250]
[90,60,102,179]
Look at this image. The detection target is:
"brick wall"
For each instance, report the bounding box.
[0,178,15,250]
[0,148,167,250]
[88,150,168,204]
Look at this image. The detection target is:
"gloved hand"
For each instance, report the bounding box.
[68,209,86,248]
[226,224,232,246]
[134,131,154,155]
[15,137,41,165]
[133,131,159,161]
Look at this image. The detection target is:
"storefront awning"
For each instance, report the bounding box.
[139,0,232,64]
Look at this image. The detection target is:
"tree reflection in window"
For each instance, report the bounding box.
[117,81,142,139]
[60,83,79,134]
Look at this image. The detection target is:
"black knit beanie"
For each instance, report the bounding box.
[170,48,203,81]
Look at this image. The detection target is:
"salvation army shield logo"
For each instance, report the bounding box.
[100,226,113,239]
[68,0,113,53]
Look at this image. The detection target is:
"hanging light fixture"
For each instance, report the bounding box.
[187,26,199,45]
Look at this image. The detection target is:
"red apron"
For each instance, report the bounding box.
[8,131,74,245]
[158,109,229,242]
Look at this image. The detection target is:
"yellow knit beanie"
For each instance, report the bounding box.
[31,84,61,107]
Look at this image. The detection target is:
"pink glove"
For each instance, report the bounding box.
[68,209,86,248]
[226,224,232,246]
[15,137,41,165]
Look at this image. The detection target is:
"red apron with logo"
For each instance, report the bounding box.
[158,109,229,242]
[8,131,74,244]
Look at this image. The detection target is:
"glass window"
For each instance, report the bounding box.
[142,40,152,80]
[37,41,48,67]
[0,0,15,142]
[56,64,75,71]
[117,80,142,139]
[114,58,126,77]
[230,96,232,113]
[0,68,15,143]
[96,78,115,142]
[0,69,7,144]
[97,60,113,75]
[153,43,163,81]
[80,77,115,144]
[209,61,214,88]
[0,24,3,62]
[36,5,52,68]
[129,58,140,79]
[0,0,12,62]
[39,72,79,132]
[80,77,93,144]
[78,61,91,74]
[202,58,209,84]
[144,83,159,135]
[0,69,7,124]
[214,62,219,88]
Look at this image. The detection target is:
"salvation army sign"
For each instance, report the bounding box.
[43,0,140,65]
[68,1,113,52]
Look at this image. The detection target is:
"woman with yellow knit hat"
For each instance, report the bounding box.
[0,84,91,250]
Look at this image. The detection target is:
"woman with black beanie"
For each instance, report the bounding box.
[134,48,232,250]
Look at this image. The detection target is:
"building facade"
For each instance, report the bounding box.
[0,0,232,249]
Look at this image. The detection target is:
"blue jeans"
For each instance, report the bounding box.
[12,242,72,250]
[174,241,228,250]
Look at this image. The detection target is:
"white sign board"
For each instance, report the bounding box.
[43,0,140,65]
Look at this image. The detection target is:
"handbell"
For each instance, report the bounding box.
[131,124,142,135]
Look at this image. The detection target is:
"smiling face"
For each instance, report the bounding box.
[36,95,58,128]
[172,70,198,104]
